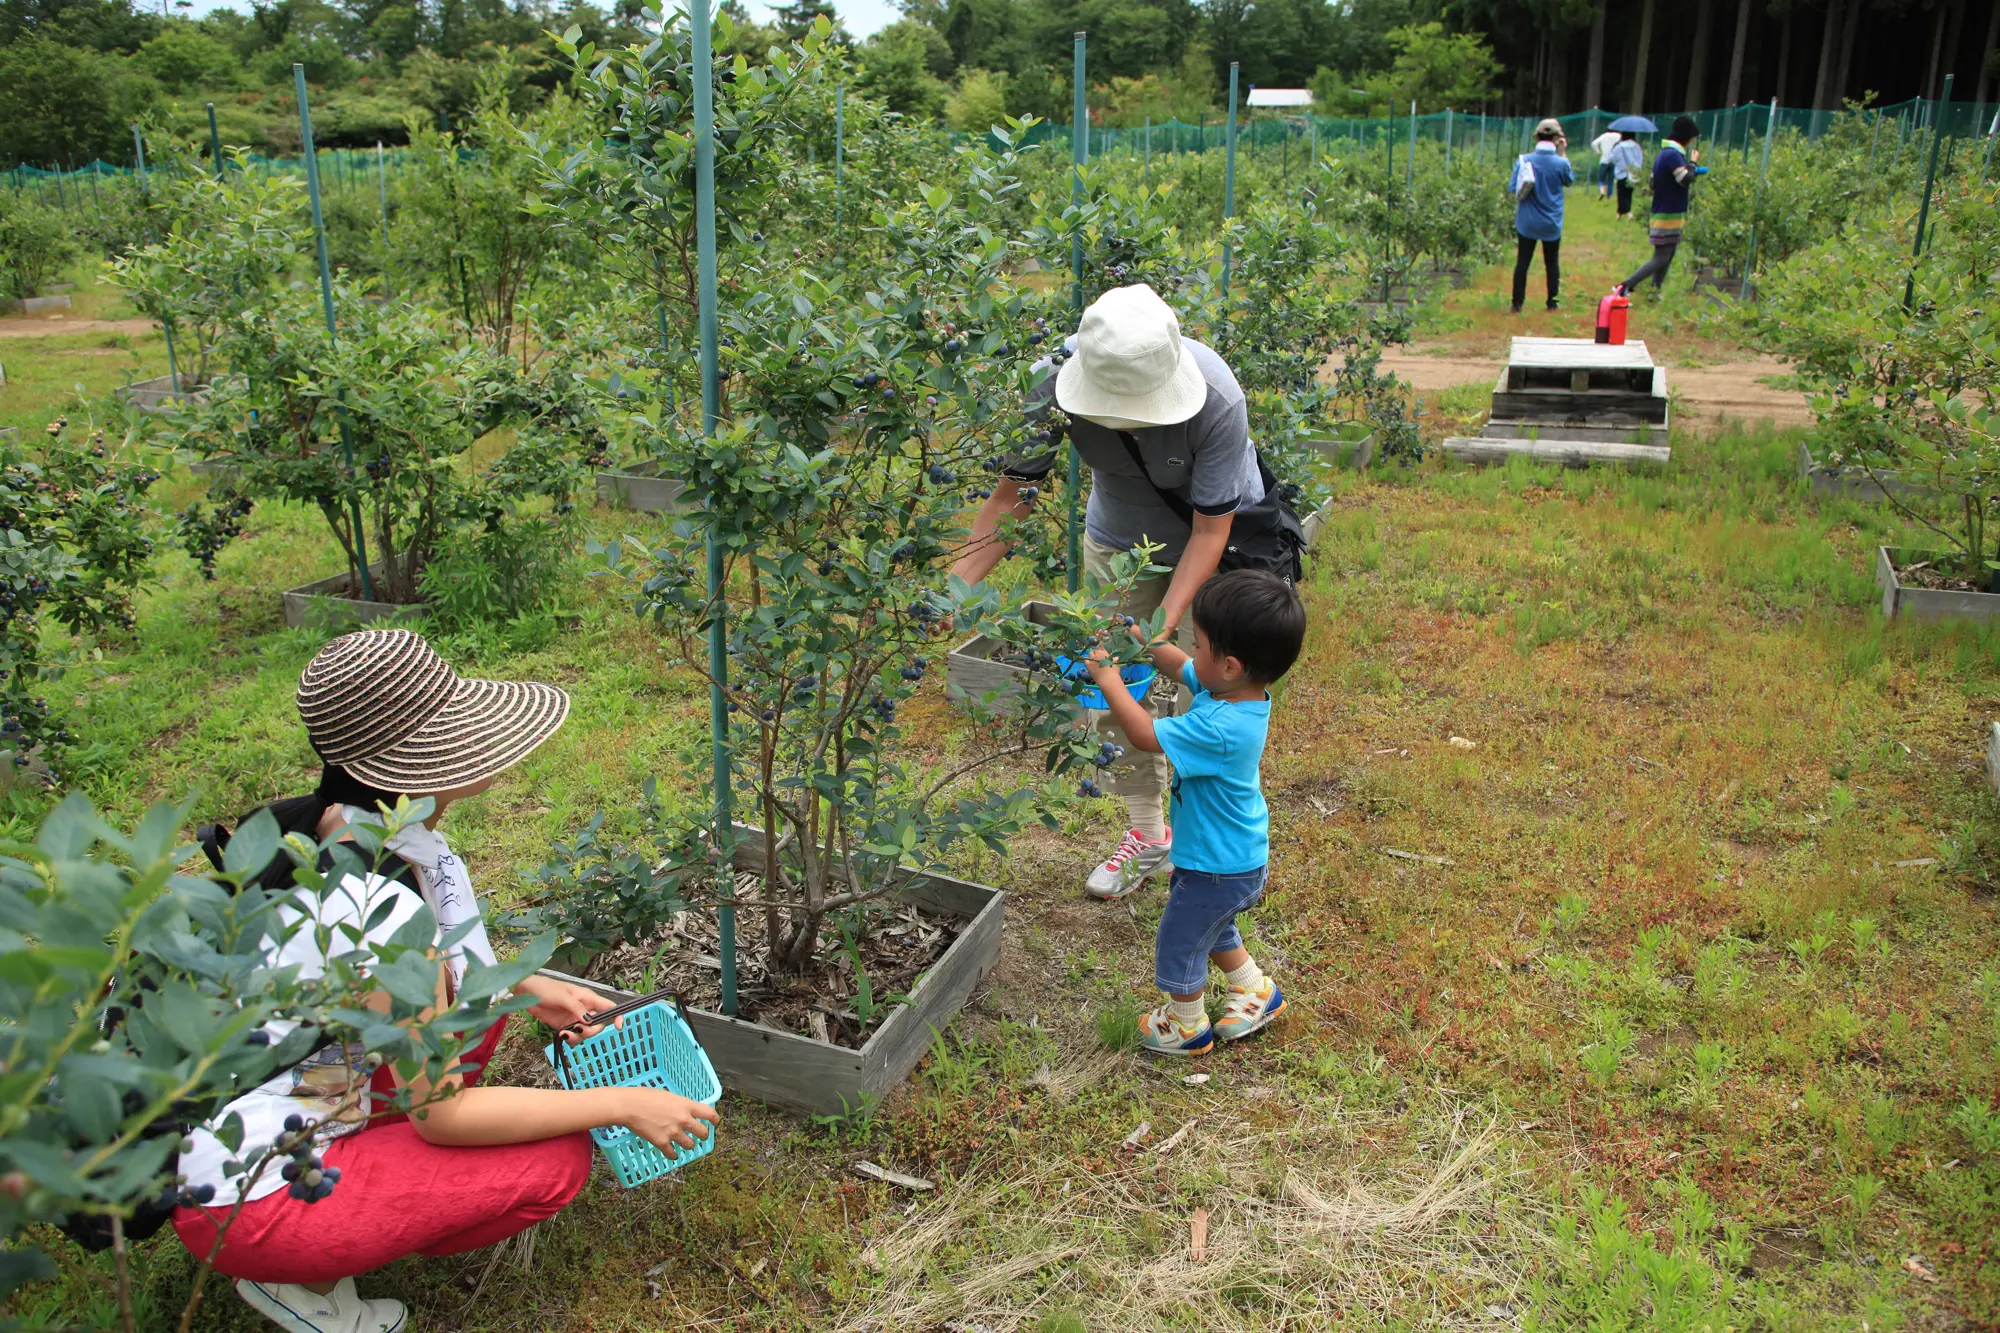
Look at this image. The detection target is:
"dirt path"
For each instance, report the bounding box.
[0,316,156,340]
[1378,348,1813,429]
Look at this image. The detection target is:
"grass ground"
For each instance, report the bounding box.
[7,203,2000,1333]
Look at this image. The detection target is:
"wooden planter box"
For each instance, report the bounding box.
[1,295,72,315]
[1987,722,2000,801]
[595,461,688,513]
[1305,430,1376,472]
[1797,441,1934,503]
[539,825,1005,1116]
[281,558,424,630]
[1876,547,2000,623]
[116,374,209,416]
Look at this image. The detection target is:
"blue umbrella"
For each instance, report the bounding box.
[1609,115,1658,133]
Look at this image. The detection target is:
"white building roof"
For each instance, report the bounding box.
[1245,89,1315,107]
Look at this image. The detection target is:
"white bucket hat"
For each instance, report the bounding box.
[1054,283,1208,427]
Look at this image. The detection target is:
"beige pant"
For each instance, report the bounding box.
[1084,535,1193,832]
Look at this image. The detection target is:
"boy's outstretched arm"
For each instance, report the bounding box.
[1086,646,1163,752]
[1144,629,1190,681]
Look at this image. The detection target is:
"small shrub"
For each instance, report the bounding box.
[0,195,78,300]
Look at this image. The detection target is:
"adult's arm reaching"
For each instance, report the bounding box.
[1155,509,1233,635]
[949,477,1034,587]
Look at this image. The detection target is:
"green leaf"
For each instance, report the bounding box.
[223,808,281,880]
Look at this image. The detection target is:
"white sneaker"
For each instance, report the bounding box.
[236,1277,407,1333]
[1085,829,1173,899]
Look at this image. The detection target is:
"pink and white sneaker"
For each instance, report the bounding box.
[1086,829,1173,899]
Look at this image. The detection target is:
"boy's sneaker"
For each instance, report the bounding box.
[1138,1005,1214,1055]
[1086,829,1172,899]
[236,1278,406,1333]
[1213,981,1286,1042]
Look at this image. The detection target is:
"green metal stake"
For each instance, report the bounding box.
[1222,63,1238,299]
[834,84,844,243]
[294,65,377,606]
[131,126,147,193]
[1905,74,1953,311]
[690,0,737,1017]
[1383,101,1393,302]
[1742,97,1777,301]
[1444,107,1452,171]
[207,103,223,177]
[1066,29,1087,594]
[1983,108,1996,182]
[1144,116,1150,183]
[1405,99,1416,190]
[376,141,391,300]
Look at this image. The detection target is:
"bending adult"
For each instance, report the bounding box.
[951,283,1279,902]
[1618,116,1704,296]
[1509,118,1575,314]
[175,629,718,1333]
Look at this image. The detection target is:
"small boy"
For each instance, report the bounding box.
[1086,567,1306,1055]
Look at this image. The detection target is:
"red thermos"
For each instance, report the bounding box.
[1595,290,1631,345]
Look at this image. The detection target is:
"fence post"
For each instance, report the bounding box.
[1444,107,1452,171]
[1067,30,1087,594]
[1983,107,1997,182]
[206,103,223,178]
[1144,115,1150,182]
[131,125,147,194]
[294,64,377,606]
[1405,99,1416,189]
[834,83,844,242]
[376,142,391,300]
[686,0,737,1018]
[1742,97,1778,301]
[1904,74,1953,311]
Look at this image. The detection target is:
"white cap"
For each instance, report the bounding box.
[1054,284,1208,427]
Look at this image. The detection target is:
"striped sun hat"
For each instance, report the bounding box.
[296,629,570,793]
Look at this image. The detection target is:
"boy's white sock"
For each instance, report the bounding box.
[1223,958,1267,992]
[1167,997,1208,1029]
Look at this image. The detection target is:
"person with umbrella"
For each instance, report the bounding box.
[1607,115,1651,219]
[1618,115,1708,297]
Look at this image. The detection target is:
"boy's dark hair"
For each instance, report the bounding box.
[1672,115,1701,143]
[1191,569,1306,685]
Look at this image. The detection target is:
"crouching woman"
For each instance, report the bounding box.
[174,629,717,1333]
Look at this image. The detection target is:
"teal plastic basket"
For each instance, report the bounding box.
[544,998,722,1188]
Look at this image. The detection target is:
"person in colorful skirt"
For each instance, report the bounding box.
[1618,116,1705,296]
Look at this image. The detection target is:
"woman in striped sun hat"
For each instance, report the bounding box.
[174,629,718,1333]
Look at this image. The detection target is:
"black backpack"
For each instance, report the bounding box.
[52,801,419,1252]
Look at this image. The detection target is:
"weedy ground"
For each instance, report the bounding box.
[6,209,2000,1333]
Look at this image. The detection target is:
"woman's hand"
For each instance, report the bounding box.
[516,974,618,1042]
[618,1088,720,1152]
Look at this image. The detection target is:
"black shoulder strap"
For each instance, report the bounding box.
[1115,430,1197,528]
[197,812,422,893]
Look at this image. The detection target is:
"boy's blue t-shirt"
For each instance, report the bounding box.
[1509,143,1575,242]
[1153,660,1271,874]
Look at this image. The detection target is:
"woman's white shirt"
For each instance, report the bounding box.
[178,871,430,1207]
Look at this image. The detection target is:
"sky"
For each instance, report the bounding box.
[189,0,902,40]
[743,0,897,37]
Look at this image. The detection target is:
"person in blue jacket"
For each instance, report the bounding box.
[1508,118,1576,313]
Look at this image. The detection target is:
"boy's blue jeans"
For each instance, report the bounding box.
[1155,866,1268,994]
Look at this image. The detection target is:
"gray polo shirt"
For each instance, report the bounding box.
[1004,339,1260,565]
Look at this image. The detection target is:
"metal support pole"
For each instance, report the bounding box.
[376,141,391,299]
[294,65,377,605]
[206,103,223,178]
[1223,63,1239,296]
[1066,30,1086,594]
[1905,74,1953,310]
[131,126,147,194]
[1405,99,1416,190]
[1742,97,1778,301]
[834,83,844,242]
[1444,107,1452,171]
[1144,115,1150,182]
[1983,108,1997,182]
[689,2,737,1017]
[1383,101,1394,302]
